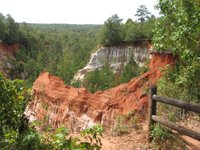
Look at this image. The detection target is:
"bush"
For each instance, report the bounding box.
[153,0,200,103]
[41,124,103,150]
[150,124,186,150]
[0,73,30,149]
[151,124,172,142]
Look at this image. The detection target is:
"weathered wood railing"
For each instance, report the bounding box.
[148,86,200,142]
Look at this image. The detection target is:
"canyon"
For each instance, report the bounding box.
[25,52,175,131]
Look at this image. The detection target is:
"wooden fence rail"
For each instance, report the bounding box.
[148,86,200,142]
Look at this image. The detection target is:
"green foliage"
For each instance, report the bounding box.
[0,73,30,149]
[119,54,140,83]
[10,23,101,86]
[80,124,103,150]
[123,17,156,42]
[0,13,5,41]
[99,14,123,45]
[0,13,28,45]
[2,12,155,88]
[158,68,195,102]
[16,128,48,150]
[154,0,200,102]
[4,14,20,44]
[135,5,152,22]
[37,124,103,150]
[122,19,138,42]
[151,124,172,142]
[119,54,149,84]
[99,6,155,46]
[150,124,186,150]
[83,64,115,93]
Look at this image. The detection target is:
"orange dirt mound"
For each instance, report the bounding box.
[25,52,175,130]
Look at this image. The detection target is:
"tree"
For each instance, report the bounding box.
[123,16,155,42]
[83,64,115,93]
[0,13,5,41]
[4,14,20,44]
[119,54,140,83]
[122,19,139,42]
[135,5,152,22]
[99,14,123,45]
[154,0,200,102]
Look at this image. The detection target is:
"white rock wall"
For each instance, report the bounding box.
[73,45,151,82]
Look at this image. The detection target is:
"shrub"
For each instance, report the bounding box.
[112,115,129,136]
[150,124,186,150]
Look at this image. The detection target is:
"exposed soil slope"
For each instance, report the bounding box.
[26,52,175,131]
[0,44,20,55]
[0,44,20,77]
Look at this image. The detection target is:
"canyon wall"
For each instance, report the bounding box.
[25,52,175,131]
[73,42,151,82]
[0,44,20,77]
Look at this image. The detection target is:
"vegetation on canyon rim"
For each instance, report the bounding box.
[0,0,200,149]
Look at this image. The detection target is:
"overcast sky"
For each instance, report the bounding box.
[0,0,159,24]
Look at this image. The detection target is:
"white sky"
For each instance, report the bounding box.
[0,0,159,24]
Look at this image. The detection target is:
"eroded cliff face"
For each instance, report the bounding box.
[0,44,20,77]
[73,42,151,81]
[25,52,175,131]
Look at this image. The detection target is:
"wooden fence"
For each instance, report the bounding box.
[148,86,200,142]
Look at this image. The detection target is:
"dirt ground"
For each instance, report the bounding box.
[100,116,200,150]
[70,114,200,150]
[100,122,150,150]
[101,129,149,150]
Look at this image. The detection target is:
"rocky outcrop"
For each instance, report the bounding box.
[25,52,175,131]
[73,42,152,82]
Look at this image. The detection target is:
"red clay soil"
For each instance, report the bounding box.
[25,52,175,131]
[0,43,20,55]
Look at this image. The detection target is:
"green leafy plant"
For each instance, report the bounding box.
[83,64,115,93]
[99,14,123,46]
[41,124,103,150]
[151,124,172,142]
[80,124,103,150]
[0,73,30,149]
[150,124,187,150]
[154,0,200,103]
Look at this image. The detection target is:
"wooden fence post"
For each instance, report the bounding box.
[148,86,157,142]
